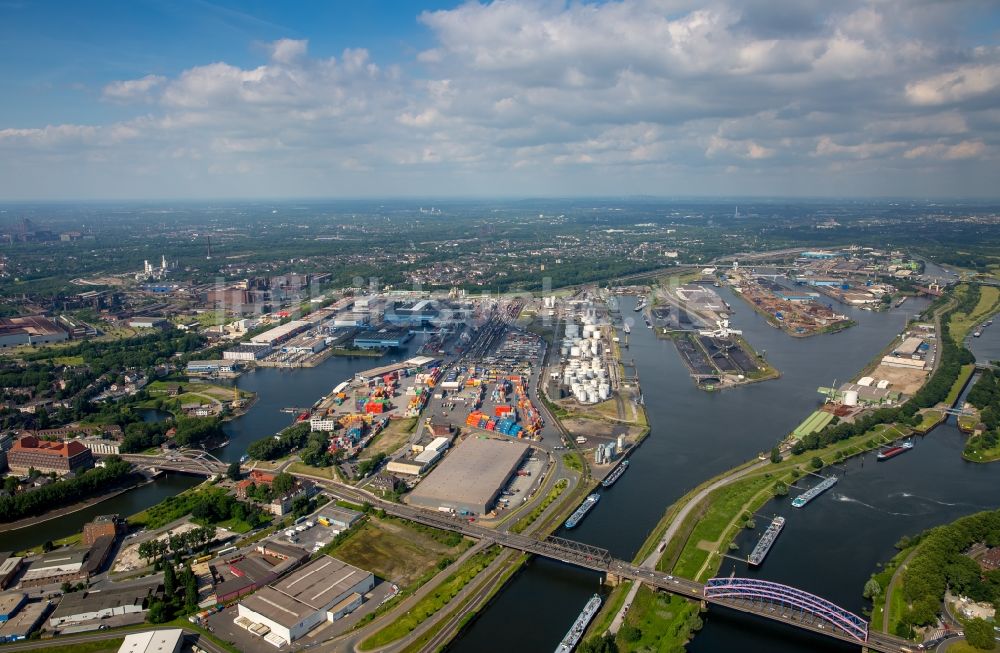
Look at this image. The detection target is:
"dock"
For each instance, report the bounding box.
[747,516,785,566]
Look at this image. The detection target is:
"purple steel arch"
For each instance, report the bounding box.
[704,577,868,643]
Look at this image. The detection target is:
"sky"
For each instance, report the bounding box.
[1,0,999,200]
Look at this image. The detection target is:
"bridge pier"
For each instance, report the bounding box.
[604,572,622,587]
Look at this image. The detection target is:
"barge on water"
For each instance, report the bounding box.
[601,459,629,488]
[791,475,838,508]
[877,440,914,461]
[565,494,600,529]
[555,594,602,653]
[747,516,785,566]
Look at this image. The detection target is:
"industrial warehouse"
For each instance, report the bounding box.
[235,555,374,647]
[406,435,531,515]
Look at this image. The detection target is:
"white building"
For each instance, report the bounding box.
[237,556,374,645]
[76,438,121,455]
[117,629,183,653]
[223,344,273,361]
[309,416,338,432]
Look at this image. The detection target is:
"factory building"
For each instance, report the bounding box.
[0,593,26,622]
[7,436,94,476]
[353,327,413,349]
[18,549,88,588]
[0,555,23,590]
[223,344,272,361]
[0,316,68,348]
[0,601,47,641]
[116,629,184,653]
[186,360,238,375]
[82,515,124,546]
[249,321,310,347]
[407,436,530,515]
[236,556,374,646]
[316,506,364,531]
[49,582,159,628]
[76,437,121,455]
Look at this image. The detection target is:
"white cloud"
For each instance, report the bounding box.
[906,63,1000,106]
[102,74,165,102]
[268,38,308,64]
[1,3,999,198]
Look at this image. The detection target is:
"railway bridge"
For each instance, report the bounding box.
[116,454,916,652]
[379,504,915,653]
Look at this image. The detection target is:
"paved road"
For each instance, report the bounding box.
[607,458,768,634]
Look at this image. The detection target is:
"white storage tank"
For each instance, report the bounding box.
[570,346,581,358]
[843,390,859,406]
[617,434,626,450]
[599,384,610,400]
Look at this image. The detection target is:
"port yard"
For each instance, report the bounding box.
[649,281,777,389]
[729,268,854,336]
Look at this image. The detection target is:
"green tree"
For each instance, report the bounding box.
[271,472,296,497]
[226,461,242,481]
[147,599,167,624]
[578,634,618,653]
[163,563,176,597]
[964,617,996,650]
[770,446,781,463]
[810,456,823,469]
[863,578,881,599]
[619,625,641,643]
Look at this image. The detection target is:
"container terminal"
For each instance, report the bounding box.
[791,475,838,508]
[747,516,785,566]
[565,493,600,529]
[555,594,602,653]
[600,459,629,488]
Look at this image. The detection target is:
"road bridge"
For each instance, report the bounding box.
[112,451,228,476]
[123,454,916,652]
[310,479,914,652]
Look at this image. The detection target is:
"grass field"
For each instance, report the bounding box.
[614,585,700,652]
[950,286,1000,342]
[365,417,417,458]
[946,364,977,406]
[322,517,470,587]
[915,409,945,433]
[511,478,568,534]
[29,639,124,653]
[670,474,775,580]
[562,451,583,473]
[360,546,502,649]
[962,435,1000,463]
[286,461,338,479]
[944,640,997,653]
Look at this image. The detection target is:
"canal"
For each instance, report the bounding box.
[451,292,1000,652]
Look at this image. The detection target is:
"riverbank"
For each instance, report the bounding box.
[583,288,967,651]
[0,473,149,538]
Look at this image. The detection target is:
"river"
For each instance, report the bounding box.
[1,339,426,552]
[450,292,1000,652]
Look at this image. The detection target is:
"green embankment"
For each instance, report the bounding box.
[360,546,502,649]
[511,478,568,534]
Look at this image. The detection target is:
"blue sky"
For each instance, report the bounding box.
[1,0,999,199]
